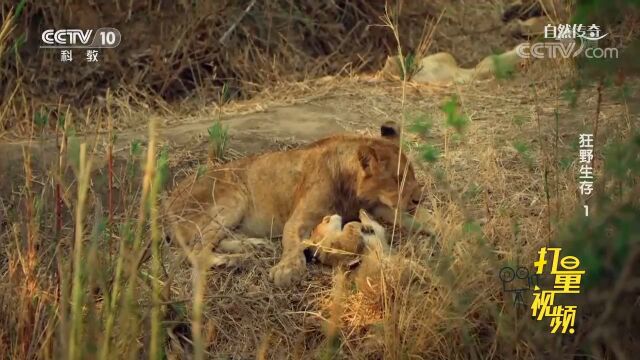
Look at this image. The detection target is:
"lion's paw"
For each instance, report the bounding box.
[269,253,307,288]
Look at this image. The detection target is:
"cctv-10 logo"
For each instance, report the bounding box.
[40,28,121,48]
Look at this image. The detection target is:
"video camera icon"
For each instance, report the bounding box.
[499,266,540,307]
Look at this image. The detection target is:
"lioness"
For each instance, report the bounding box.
[163,121,424,287]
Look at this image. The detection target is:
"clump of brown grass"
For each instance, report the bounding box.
[0,0,438,138]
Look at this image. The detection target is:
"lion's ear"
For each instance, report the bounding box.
[357,145,378,176]
[380,121,399,142]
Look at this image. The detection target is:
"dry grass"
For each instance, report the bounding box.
[2,61,638,358]
[1,1,640,359]
[0,0,439,139]
[0,0,550,140]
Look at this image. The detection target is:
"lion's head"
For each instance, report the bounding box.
[310,214,343,240]
[355,122,422,213]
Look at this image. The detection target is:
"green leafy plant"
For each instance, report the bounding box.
[206,82,232,162]
[441,95,469,134]
[491,53,515,80]
[512,114,527,128]
[418,144,439,163]
[407,111,433,137]
[396,51,422,81]
[207,120,229,161]
[34,110,48,128]
[512,140,534,169]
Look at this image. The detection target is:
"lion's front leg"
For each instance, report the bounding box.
[269,193,329,287]
[268,218,310,287]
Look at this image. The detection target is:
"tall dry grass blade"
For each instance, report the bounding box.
[18,145,38,359]
[99,218,128,360]
[415,8,445,61]
[0,6,17,63]
[322,270,345,359]
[219,0,257,45]
[192,259,207,360]
[119,117,157,358]
[99,112,127,360]
[149,118,163,360]
[107,89,115,231]
[378,3,440,243]
[379,4,407,244]
[165,207,210,359]
[68,143,93,360]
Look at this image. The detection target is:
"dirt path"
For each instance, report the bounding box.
[2,73,632,194]
[0,102,355,166]
[0,102,373,203]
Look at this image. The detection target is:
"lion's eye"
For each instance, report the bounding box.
[323,216,330,223]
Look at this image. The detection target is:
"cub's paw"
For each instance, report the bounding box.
[269,253,307,288]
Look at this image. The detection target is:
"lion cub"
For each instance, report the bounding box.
[308,209,414,302]
[306,214,363,267]
[306,209,389,266]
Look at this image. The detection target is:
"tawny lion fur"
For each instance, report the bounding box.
[163,122,425,287]
[308,209,415,302]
